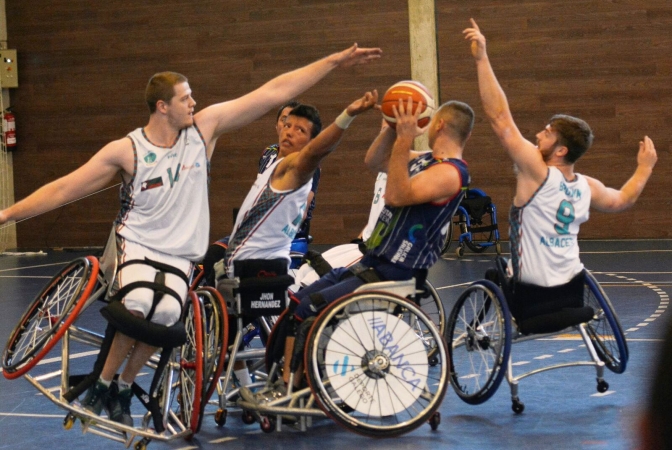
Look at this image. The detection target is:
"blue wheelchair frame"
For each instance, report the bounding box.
[444,188,502,257]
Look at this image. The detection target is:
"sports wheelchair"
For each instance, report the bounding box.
[1,237,228,450]
[445,257,628,413]
[213,259,449,437]
[441,188,501,257]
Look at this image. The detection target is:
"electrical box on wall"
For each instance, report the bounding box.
[0,50,18,88]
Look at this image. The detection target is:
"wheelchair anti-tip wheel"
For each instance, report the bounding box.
[305,291,449,437]
[583,271,628,374]
[2,256,100,379]
[447,280,512,404]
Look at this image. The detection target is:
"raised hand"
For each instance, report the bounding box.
[463,18,487,61]
[637,136,658,171]
[346,90,379,116]
[331,44,383,68]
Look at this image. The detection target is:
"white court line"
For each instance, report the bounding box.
[0,413,66,418]
[0,350,100,374]
[0,262,67,273]
[209,437,238,444]
[435,282,472,290]
[591,391,616,397]
[0,275,54,278]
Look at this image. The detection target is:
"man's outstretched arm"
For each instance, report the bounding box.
[587,136,657,212]
[273,90,379,191]
[464,19,544,181]
[198,44,382,154]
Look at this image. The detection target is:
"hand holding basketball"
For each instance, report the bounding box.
[380,80,435,129]
[393,96,427,139]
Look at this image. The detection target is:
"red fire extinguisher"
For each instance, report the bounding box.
[3,108,16,151]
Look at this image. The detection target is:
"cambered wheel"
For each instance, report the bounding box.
[446,280,512,405]
[158,292,203,434]
[305,291,449,437]
[2,256,100,379]
[583,271,628,374]
[415,280,446,363]
[193,287,228,412]
[440,219,455,255]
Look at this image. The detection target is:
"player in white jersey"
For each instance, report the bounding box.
[225,92,380,274]
[0,44,382,426]
[465,19,657,290]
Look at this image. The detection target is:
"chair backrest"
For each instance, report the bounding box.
[233,259,294,317]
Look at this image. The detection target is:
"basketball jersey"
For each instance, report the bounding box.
[361,172,387,242]
[509,167,591,286]
[115,126,210,261]
[226,158,312,276]
[258,143,279,174]
[366,153,470,269]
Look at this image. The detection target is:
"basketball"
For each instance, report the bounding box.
[380,80,435,129]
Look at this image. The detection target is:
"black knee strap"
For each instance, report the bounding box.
[309,292,328,313]
[302,250,333,277]
[117,258,190,286]
[346,262,382,284]
[100,300,187,348]
[110,258,187,321]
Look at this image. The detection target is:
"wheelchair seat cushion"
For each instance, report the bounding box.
[518,306,594,335]
[461,195,492,222]
[101,300,187,348]
[507,271,587,335]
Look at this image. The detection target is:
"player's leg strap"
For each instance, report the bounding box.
[100,299,187,348]
[108,258,188,321]
[344,261,383,284]
[302,250,333,277]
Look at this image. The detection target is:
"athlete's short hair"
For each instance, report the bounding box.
[145,72,188,114]
[288,104,322,139]
[548,114,594,164]
[276,101,301,122]
[436,101,475,145]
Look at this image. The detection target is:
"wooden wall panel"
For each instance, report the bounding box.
[6,0,411,249]
[437,0,672,239]
[5,0,672,250]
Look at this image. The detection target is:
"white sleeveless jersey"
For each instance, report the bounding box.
[115,126,210,261]
[226,158,312,276]
[509,167,591,286]
[361,172,387,242]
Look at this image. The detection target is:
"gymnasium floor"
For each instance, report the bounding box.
[0,240,670,450]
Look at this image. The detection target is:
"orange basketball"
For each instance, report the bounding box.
[380,80,435,129]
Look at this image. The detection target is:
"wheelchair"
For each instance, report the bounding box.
[214,261,449,437]
[223,242,448,371]
[1,237,228,449]
[441,188,501,257]
[445,257,628,414]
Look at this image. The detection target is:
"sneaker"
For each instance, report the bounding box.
[239,380,287,405]
[106,382,134,427]
[81,380,110,416]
